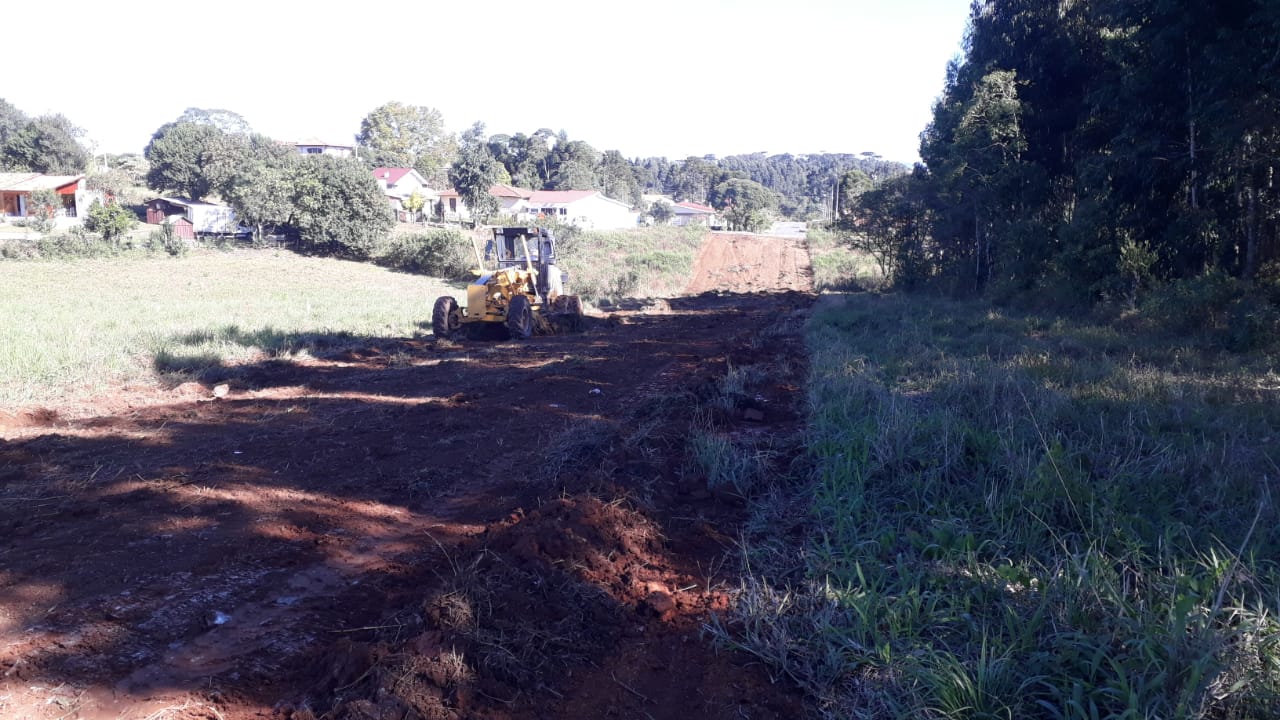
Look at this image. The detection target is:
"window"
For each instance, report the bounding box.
[306,148,322,154]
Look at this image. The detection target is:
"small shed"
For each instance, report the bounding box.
[167,216,195,240]
[145,197,246,235]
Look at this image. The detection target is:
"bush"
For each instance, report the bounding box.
[375,229,474,278]
[84,200,138,244]
[146,223,188,257]
[1138,271,1280,350]
[35,227,118,259]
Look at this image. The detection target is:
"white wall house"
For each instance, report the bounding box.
[435,187,638,229]
[524,190,639,230]
[671,200,718,227]
[490,184,534,215]
[294,137,354,158]
[0,173,101,227]
[371,167,438,220]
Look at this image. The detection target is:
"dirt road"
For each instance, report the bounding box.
[0,233,814,720]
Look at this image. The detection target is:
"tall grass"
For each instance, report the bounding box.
[805,225,881,293]
[557,225,706,302]
[0,249,460,407]
[719,292,1280,719]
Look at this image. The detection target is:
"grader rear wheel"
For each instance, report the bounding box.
[563,295,584,331]
[432,296,462,338]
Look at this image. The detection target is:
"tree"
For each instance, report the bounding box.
[23,188,59,233]
[708,178,777,232]
[648,200,674,225]
[403,189,427,222]
[290,156,394,257]
[0,98,27,155]
[448,122,501,224]
[222,135,299,243]
[143,121,228,200]
[177,107,252,135]
[357,102,457,186]
[599,150,641,206]
[2,114,88,173]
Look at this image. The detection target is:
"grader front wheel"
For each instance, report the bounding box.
[506,295,534,339]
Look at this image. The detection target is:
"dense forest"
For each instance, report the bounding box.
[850,0,1280,324]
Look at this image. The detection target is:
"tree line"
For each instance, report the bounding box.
[2,94,910,253]
[848,0,1280,325]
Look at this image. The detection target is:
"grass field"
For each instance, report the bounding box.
[0,249,461,407]
[720,291,1280,719]
[558,224,707,302]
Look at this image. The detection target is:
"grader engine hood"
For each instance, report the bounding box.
[466,267,537,320]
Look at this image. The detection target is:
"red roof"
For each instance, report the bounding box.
[674,201,715,213]
[528,190,598,204]
[489,184,535,199]
[372,167,414,185]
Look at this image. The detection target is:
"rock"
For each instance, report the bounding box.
[643,591,677,621]
[212,384,230,399]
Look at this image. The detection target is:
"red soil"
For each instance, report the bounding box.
[0,233,815,719]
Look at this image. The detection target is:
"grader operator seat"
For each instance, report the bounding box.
[491,227,560,302]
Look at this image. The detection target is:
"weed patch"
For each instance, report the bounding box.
[717,291,1280,719]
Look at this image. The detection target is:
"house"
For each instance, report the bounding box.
[671,201,718,227]
[294,137,354,158]
[437,188,465,222]
[371,167,438,221]
[0,173,98,225]
[434,187,638,230]
[145,197,246,236]
[489,184,534,215]
[524,190,638,230]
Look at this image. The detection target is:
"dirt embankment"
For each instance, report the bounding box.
[0,232,814,720]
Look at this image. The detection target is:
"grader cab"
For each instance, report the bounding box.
[432,227,583,339]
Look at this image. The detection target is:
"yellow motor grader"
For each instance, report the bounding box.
[432,226,583,340]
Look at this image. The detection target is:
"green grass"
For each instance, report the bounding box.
[558,225,707,302]
[0,248,461,406]
[718,291,1280,719]
[805,225,881,292]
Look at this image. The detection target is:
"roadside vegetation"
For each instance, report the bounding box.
[556,224,707,303]
[0,249,459,407]
[713,289,1280,719]
[805,225,881,293]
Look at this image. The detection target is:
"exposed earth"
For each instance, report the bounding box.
[0,232,814,720]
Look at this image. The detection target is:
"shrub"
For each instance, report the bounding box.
[146,223,188,257]
[84,200,137,244]
[1138,271,1280,350]
[35,226,117,259]
[375,229,474,278]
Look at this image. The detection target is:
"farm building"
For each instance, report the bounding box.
[145,197,247,236]
[0,173,98,225]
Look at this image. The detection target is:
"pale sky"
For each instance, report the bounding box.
[6,0,970,166]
